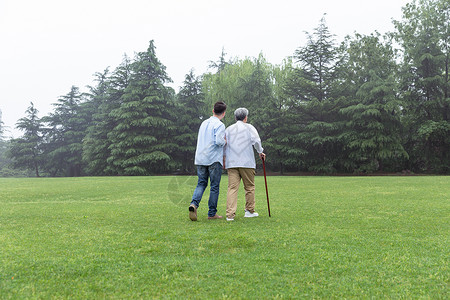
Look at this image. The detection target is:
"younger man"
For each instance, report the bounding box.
[189,101,227,221]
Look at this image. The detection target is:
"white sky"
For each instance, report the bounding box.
[0,0,409,138]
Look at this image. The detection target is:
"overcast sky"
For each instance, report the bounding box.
[0,0,409,138]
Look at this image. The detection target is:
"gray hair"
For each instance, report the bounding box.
[234,107,249,121]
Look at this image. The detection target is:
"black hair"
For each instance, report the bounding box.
[213,101,227,115]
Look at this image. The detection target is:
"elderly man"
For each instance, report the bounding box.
[223,108,266,221]
[189,101,227,221]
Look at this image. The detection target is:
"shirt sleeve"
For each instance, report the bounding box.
[223,128,228,154]
[249,124,264,153]
[214,123,226,147]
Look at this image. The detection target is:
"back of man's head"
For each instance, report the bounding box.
[213,101,227,115]
[234,107,248,121]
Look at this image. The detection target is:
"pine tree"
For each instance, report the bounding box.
[208,47,232,74]
[339,33,408,172]
[81,67,113,175]
[393,0,450,172]
[174,69,206,173]
[42,86,87,176]
[83,56,134,176]
[287,16,344,173]
[8,102,43,176]
[108,41,176,175]
[291,15,339,102]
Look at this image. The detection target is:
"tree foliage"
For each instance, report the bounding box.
[393,0,450,172]
[339,33,408,172]
[8,102,43,176]
[6,1,449,176]
[174,69,206,173]
[41,86,88,176]
[107,40,176,175]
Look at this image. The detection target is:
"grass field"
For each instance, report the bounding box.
[0,175,448,299]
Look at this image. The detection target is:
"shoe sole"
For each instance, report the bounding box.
[189,206,197,221]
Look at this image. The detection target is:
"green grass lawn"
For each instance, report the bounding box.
[0,176,448,298]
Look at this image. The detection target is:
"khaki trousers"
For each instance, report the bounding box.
[226,168,256,219]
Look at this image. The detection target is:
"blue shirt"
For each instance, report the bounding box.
[194,116,226,166]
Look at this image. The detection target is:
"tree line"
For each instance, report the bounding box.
[1,0,448,176]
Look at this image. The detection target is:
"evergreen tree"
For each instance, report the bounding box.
[103,55,133,175]
[83,56,134,176]
[339,33,408,172]
[290,15,339,102]
[393,0,450,172]
[42,86,87,176]
[82,68,115,175]
[8,102,44,176]
[0,109,19,176]
[208,47,232,74]
[175,69,206,173]
[108,41,176,175]
[288,16,344,173]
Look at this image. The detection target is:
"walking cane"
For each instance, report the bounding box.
[262,156,271,217]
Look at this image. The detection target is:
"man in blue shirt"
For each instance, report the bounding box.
[189,101,227,221]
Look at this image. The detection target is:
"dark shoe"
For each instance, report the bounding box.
[208,214,223,220]
[189,205,197,221]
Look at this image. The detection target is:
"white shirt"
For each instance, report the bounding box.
[224,121,263,169]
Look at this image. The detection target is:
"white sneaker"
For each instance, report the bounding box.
[226,218,234,221]
[244,210,259,218]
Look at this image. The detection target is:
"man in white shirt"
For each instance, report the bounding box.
[189,101,227,221]
[223,108,266,221]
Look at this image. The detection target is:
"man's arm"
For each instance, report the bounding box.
[214,124,226,147]
[249,124,263,154]
[222,129,228,169]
